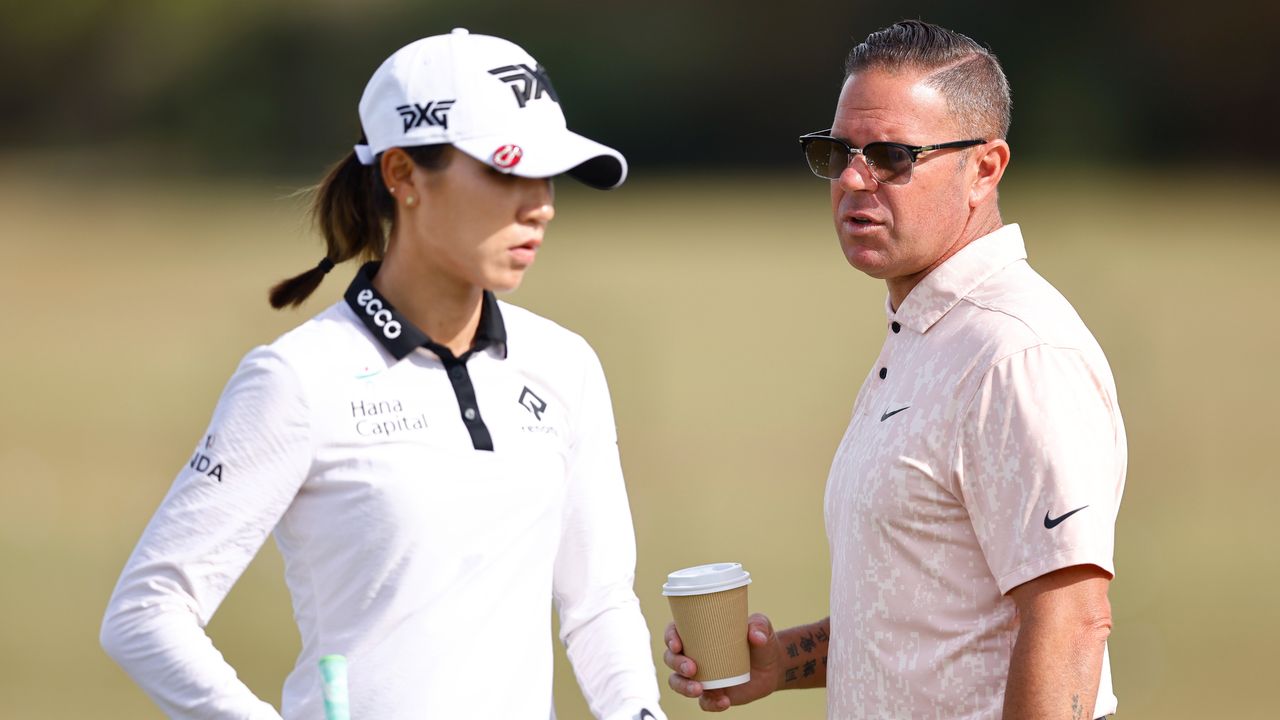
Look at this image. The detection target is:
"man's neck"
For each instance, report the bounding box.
[886,211,1004,312]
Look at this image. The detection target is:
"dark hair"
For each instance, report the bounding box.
[845,20,1011,141]
[268,141,451,309]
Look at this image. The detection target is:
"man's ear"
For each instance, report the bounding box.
[969,139,1010,208]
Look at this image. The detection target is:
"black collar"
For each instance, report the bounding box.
[343,261,507,362]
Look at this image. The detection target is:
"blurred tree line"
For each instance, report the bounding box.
[3,0,1276,177]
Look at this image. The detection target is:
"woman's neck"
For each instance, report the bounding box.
[371,250,484,359]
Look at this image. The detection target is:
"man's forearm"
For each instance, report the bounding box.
[1003,603,1110,719]
[774,617,830,691]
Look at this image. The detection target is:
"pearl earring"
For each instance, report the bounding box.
[405,195,417,207]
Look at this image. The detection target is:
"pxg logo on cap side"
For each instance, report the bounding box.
[488,64,559,108]
[356,288,403,340]
[396,100,456,132]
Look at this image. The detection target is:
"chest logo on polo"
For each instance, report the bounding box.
[518,386,559,436]
[880,405,910,422]
[354,364,382,381]
[350,398,427,438]
[518,386,548,420]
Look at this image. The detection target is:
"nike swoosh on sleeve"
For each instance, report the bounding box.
[1044,505,1089,529]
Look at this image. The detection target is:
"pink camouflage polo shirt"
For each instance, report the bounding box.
[824,224,1126,719]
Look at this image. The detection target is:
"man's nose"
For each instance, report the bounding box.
[837,152,878,192]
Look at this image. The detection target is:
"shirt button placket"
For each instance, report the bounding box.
[880,320,901,380]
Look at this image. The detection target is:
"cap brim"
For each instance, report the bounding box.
[453,129,627,190]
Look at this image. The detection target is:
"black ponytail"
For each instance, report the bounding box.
[268,142,452,309]
[268,255,339,310]
[269,148,384,308]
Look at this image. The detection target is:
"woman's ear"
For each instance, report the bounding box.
[380,148,417,195]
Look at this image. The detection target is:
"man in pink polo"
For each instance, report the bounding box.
[664,20,1125,720]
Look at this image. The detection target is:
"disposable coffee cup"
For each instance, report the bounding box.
[663,562,752,689]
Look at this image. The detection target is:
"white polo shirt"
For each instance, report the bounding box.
[824,225,1126,719]
[101,262,666,720]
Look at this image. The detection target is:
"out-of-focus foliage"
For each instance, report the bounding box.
[3,0,1277,173]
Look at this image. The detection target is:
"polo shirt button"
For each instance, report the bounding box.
[449,366,464,379]
[464,407,477,421]
[879,367,888,379]
[891,321,901,334]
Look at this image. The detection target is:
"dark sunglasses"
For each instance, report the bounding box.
[799,130,987,185]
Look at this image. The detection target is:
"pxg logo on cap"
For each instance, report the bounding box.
[487,63,559,108]
[396,100,456,132]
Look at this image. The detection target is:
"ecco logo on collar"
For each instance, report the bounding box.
[356,288,403,340]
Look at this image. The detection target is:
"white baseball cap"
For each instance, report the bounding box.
[354,28,627,189]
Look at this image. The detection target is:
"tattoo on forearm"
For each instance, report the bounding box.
[799,633,816,653]
[783,657,825,684]
[1071,693,1083,720]
[782,621,831,685]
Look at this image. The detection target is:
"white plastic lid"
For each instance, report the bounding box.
[662,562,752,597]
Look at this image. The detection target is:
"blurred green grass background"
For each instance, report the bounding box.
[2,165,1278,718]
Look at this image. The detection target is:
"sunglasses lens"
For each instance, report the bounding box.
[804,138,847,179]
[864,143,913,184]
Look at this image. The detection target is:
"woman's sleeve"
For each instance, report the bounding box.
[553,342,666,720]
[100,346,313,719]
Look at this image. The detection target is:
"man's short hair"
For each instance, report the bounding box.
[845,20,1011,140]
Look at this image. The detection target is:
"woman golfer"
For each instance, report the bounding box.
[101,29,666,720]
